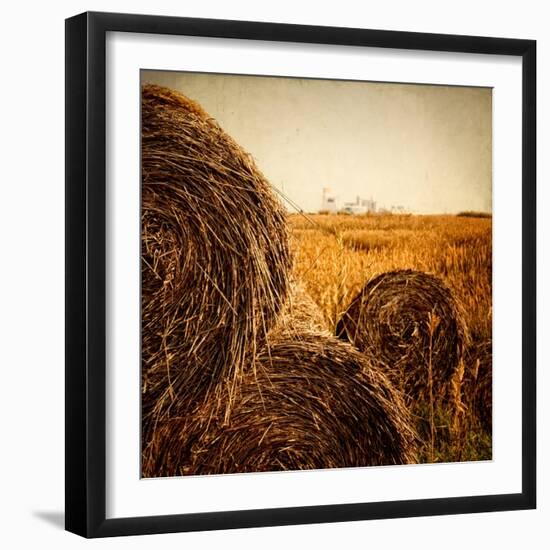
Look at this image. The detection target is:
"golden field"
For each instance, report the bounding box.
[288,212,493,462]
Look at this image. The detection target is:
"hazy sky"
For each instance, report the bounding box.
[143,70,492,214]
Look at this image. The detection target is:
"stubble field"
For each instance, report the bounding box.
[289,212,492,463]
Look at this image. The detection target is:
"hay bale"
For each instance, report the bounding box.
[273,281,330,336]
[464,339,492,433]
[336,269,469,401]
[142,332,417,477]
[141,84,292,427]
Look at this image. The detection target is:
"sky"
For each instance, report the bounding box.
[143,70,492,214]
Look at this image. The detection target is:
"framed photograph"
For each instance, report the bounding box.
[65,11,536,538]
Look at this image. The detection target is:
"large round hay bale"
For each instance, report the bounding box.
[464,339,492,433]
[141,84,292,427]
[336,269,469,402]
[142,332,417,477]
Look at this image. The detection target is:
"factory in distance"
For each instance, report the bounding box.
[321,187,406,215]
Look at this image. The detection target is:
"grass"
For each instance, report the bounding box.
[288,212,492,463]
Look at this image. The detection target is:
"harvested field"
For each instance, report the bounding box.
[140,83,492,475]
[463,339,493,434]
[290,213,492,462]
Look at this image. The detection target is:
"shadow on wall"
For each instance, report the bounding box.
[32,510,64,530]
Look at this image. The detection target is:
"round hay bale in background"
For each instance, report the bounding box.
[463,339,492,433]
[142,332,417,477]
[336,269,469,402]
[141,84,292,429]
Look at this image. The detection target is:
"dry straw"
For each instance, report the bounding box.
[142,331,417,477]
[141,84,292,434]
[336,269,469,402]
[464,339,492,433]
[273,281,331,335]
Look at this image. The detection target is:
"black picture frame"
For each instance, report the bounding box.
[65,11,536,538]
